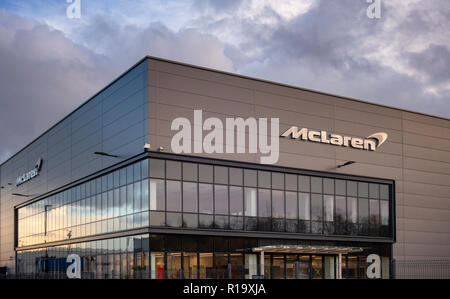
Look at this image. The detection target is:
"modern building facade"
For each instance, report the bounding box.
[0,56,449,279]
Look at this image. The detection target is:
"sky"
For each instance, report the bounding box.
[0,0,449,164]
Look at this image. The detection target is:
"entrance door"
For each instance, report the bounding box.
[285,255,297,279]
[285,255,311,279]
[311,255,323,279]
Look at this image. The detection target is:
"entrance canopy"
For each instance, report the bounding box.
[252,245,364,255]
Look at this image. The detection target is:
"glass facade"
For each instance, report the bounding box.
[17,160,149,247]
[145,158,392,238]
[15,156,394,279]
[16,234,391,279]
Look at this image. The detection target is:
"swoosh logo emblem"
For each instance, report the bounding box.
[366,132,388,149]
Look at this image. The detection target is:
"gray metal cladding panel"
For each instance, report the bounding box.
[0,59,148,200]
[71,117,102,145]
[71,157,103,182]
[103,72,146,113]
[47,160,71,182]
[47,134,71,158]
[103,121,145,152]
[103,105,145,140]
[71,97,102,132]
[71,143,102,168]
[71,129,102,157]
[103,62,145,99]
[107,135,146,158]
[47,119,71,148]
[103,89,145,126]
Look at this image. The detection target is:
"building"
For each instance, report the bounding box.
[0,56,449,279]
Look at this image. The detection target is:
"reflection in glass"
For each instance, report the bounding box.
[150,179,165,211]
[258,189,271,218]
[285,192,297,219]
[167,252,182,279]
[199,184,213,214]
[299,193,310,220]
[166,181,181,212]
[183,182,198,213]
[370,200,380,225]
[183,252,198,279]
[215,253,228,279]
[151,252,165,279]
[324,195,334,222]
[272,190,284,219]
[244,188,257,217]
[347,197,357,223]
[311,194,322,221]
[380,201,389,225]
[214,185,228,215]
[229,187,243,216]
[272,255,284,279]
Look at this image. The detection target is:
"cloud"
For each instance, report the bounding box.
[0,1,449,164]
[0,9,233,164]
[407,44,450,85]
[190,0,450,117]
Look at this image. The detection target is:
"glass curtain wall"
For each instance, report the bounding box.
[16,234,391,279]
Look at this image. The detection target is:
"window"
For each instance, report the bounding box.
[380,201,389,225]
[183,182,198,213]
[299,193,310,220]
[335,196,346,223]
[150,159,165,178]
[214,166,228,185]
[370,200,380,225]
[150,179,165,211]
[229,168,243,186]
[358,198,369,224]
[244,188,257,217]
[272,173,284,190]
[166,181,181,212]
[298,176,310,192]
[229,187,243,216]
[324,195,334,222]
[214,185,228,215]
[311,194,322,221]
[311,177,322,194]
[244,169,257,187]
[183,163,198,181]
[258,189,271,218]
[358,182,369,198]
[336,180,346,196]
[285,192,297,219]
[199,164,213,183]
[324,179,334,195]
[347,181,357,197]
[347,197,357,223]
[166,161,181,180]
[258,171,271,188]
[199,184,213,214]
[272,190,284,219]
[380,185,389,200]
[369,184,379,199]
[285,174,297,191]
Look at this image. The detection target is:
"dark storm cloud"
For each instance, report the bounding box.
[0,9,233,164]
[407,44,450,84]
[193,0,450,118]
[1,1,450,164]
[0,10,113,164]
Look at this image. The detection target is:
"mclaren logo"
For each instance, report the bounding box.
[281,127,388,151]
[16,158,43,186]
